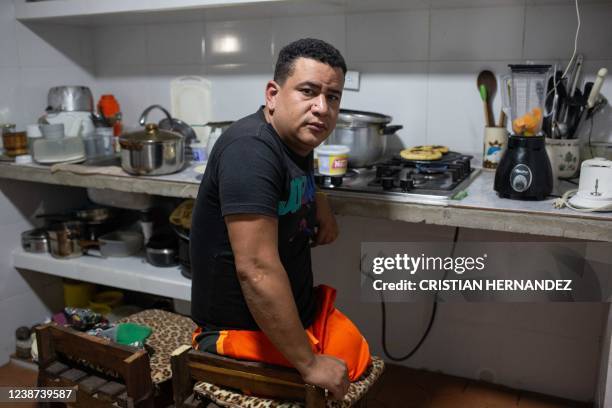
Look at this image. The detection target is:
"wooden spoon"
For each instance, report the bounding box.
[477,70,497,127]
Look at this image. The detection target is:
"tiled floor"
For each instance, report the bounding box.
[365,364,590,408]
[0,360,589,407]
[0,361,38,408]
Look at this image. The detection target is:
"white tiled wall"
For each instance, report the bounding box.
[311,218,608,402]
[0,1,91,365]
[1,0,612,403]
[84,2,612,158]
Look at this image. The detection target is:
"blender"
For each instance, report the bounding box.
[494,65,554,200]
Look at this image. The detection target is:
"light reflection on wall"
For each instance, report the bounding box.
[212,35,241,54]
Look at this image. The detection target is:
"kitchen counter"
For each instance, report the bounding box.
[328,171,612,242]
[1,161,611,242]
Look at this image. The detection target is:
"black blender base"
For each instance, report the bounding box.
[497,192,549,201]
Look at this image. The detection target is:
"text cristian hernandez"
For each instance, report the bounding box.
[372,279,573,292]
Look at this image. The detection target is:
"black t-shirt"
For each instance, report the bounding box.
[190,108,318,330]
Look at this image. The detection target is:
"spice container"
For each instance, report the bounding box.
[15,326,32,359]
[2,125,28,157]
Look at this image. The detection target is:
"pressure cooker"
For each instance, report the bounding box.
[326,109,402,168]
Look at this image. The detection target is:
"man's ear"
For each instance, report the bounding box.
[265,80,280,112]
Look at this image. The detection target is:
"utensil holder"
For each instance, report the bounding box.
[545,137,580,179]
[483,127,508,170]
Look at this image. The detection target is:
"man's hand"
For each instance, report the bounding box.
[299,354,349,400]
[313,191,338,246]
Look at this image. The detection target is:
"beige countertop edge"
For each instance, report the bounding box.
[327,195,612,242]
[0,163,199,198]
[1,163,611,242]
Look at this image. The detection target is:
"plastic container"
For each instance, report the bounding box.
[97,94,122,137]
[191,140,207,162]
[32,136,85,164]
[63,280,95,308]
[26,124,43,148]
[315,145,350,176]
[92,290,124,308]
[15,326,32,359]
[39,123,65,140]
[15,154,32,164]
[88,301,112,316]
[83,127,113,159]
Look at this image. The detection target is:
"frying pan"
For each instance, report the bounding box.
[395,151,470,165]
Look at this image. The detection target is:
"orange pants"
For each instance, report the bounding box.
[192,285,371,381]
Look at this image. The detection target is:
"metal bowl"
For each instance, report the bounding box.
[46,86,94,113]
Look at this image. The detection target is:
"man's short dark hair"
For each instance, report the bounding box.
[274,38,347,84]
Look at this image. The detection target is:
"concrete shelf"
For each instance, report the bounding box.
[12,248,191,301]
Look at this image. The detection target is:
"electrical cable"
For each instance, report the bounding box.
[546,0,581,99]
[562,0,581,81]
[588,115,594,159]
[361,227,460,362]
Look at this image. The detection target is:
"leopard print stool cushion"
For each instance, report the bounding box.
[192,356,384,408]
[119,309,196,384]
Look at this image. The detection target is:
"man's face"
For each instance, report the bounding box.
[265,57,344,156]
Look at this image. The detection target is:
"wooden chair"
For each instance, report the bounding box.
[36,323,154,408]
[35,309,197,408]
[171,345,385,408]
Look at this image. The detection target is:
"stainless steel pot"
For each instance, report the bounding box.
[326,109,403,168]
[119,123,185,175]
[21,229,49,253]
[47,222,95,259]
[46,86,94,113]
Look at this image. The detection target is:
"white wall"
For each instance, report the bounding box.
[1,0,611,403]
[0,0,92,365]
[89,1,612,155]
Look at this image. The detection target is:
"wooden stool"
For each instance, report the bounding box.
[36,309,197,407]
[171,346,385,408]
[36,323,154,408]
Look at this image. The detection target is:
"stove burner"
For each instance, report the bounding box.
[314,152,474,198]
[411,173,427,186]
[423,173,446,181]
[314,173,343,188]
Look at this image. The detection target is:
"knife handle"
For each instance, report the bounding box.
[587,67,608,108]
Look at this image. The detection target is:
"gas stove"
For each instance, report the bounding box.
[314,153,479,206]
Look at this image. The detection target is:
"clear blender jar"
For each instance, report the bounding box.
[501,65,552,136]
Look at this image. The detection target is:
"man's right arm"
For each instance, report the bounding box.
[225,213,349,400]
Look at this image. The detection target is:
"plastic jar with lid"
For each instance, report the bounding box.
[15,326,32,359]
[315,145,350,176]
[97,94,123,137]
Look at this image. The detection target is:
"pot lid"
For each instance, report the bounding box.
[120,123,182,143]
[205,121,233,127]
[337,109,392,125]
[159,117,196,141]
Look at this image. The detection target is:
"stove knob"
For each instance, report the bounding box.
[460,157,471,172]
[330,176,343,187]
[448,168,462,181]
[400,178,414,191]
[382,177,395,190]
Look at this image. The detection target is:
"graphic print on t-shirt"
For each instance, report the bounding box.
[278,174,316,215]
[278,174,317,242]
